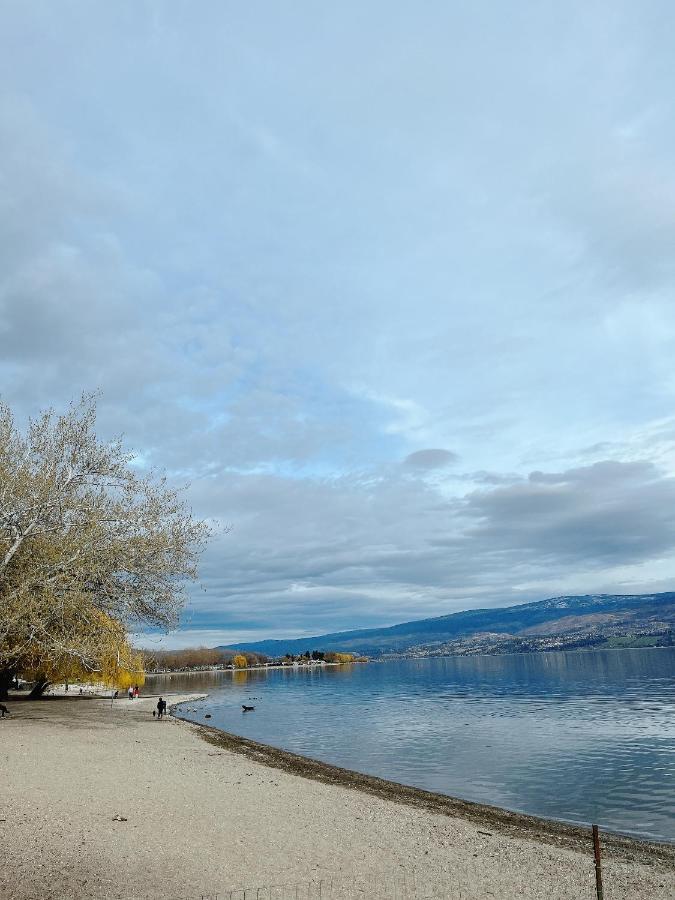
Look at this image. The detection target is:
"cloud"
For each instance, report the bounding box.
[403,449,458,470]
[2,3,675,646]
[166,458,675,644]
[462,461,675,568]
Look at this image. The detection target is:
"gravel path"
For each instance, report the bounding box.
[0,695,672,899]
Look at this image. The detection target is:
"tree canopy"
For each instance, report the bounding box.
[0,395,209,696]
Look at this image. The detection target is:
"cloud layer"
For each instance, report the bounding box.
[2,3,675,646]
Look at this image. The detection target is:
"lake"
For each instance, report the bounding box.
[155,648,675,842]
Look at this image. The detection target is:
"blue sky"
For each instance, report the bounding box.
[2,2,675,647]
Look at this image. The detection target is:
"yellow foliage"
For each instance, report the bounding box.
[233,654,248,669]
[323,652,355,664]
[23,655,90,686]
[21,608,145,690]
[100,645,145,690]
[95,612,145,689]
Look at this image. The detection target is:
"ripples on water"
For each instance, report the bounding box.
[157,648,675,841]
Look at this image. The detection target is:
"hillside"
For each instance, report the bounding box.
[222,592,675,657]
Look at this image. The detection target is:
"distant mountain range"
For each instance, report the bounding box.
[222,592,675,657]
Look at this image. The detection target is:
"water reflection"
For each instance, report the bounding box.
[157,648,675,841]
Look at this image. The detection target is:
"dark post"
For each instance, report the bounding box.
[592,824,604,900]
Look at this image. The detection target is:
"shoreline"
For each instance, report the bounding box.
[21,684,672,853]
[20,671,675,854]
[2,694,673,899]
[170,704,674,865]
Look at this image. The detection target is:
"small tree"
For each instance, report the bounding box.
[233,654,248,669]
[0,395,209,697]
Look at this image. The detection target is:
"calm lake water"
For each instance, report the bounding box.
[156,648,675,842]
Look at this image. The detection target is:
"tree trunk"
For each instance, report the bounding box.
[28,678,50,699]
[0,669,14,701]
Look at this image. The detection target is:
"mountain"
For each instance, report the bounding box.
[221,592,675,657]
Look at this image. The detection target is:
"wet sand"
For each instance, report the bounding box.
[1,694,672,899]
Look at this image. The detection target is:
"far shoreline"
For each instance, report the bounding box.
[145,660,350,676]
[144,643,674,677]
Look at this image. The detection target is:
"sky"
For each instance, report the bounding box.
[2,2,675,648]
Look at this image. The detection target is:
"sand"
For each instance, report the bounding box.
[0,694,672,900]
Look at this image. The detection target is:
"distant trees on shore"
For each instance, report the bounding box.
[277,650,364,665]
[0,395,209,699]
[325,652,359,663]
[141,647,268,672]
[139,647,364,673]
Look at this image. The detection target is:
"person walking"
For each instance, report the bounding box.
[133,685,139,699]
[128,686,133,700]
[156,697,166,719]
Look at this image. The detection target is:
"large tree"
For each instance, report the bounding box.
[0,395,209,697]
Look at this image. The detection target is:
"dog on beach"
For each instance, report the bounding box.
[242,704,255,712]
[0,704,9,717]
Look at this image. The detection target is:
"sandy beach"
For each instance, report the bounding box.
[0,694,672,900]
